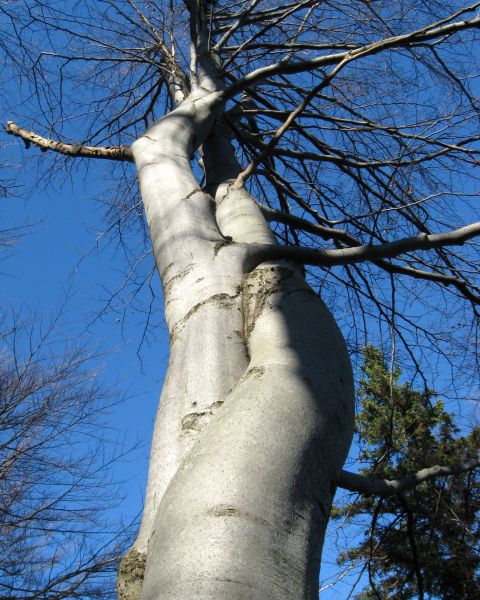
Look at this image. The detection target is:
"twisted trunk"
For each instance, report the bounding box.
[118,90,354,600]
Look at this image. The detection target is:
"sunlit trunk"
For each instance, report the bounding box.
[118,91,355,600]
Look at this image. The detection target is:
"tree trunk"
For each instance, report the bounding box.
[118,90,355,600]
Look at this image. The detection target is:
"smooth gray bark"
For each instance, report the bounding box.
[120,89,355,599]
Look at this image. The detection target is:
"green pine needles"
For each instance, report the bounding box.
[335,346,480,599]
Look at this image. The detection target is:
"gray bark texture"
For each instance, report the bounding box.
[117,88,355,599]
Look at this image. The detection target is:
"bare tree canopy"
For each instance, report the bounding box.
[3,1,480,598]
[5,1,480,329]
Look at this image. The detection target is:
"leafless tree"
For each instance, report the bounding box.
[0,306,134,599]
[0,227,133,597]
[3,1,480,598]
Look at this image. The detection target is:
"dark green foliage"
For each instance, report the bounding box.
[336,346,480,599]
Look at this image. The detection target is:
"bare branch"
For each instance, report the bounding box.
[233,79,328,187]
[224,5,480,97]
[5,122,133,161]
[247,221,480,267]
[337,458,480,497]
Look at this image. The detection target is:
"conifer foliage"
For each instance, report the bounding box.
[336,347,480,599]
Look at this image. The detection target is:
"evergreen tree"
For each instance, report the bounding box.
[336,347,480,599]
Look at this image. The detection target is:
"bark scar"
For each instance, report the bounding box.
[182,188,203,201]
[214,236,234,255]
[170,291,241,342]
[241,265,295,342]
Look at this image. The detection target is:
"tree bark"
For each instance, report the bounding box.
[118,89,355,599]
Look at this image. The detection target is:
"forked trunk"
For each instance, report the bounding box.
[117,90,355,600]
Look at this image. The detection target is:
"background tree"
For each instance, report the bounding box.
[0,308,134,599]
[334,346,480,599]
[0,224,133,598]
[3,1,480,598]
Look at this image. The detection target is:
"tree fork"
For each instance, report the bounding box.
[117,88,356,597]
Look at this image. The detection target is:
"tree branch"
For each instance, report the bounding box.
[337,458,480,497]
[245,220,480,302]
[223,5,480,97]
[125,0,189,103]
[232,79,328,188]
[399,494,425,600]
[258,203,362,244]
[247,222,480,267]
[5,122,133,162]
[260,205,480,298]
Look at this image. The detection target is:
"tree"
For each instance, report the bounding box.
[3,1,480,598]
[0,309,133,599]
[334,346,480,599]
[0,223,132,597]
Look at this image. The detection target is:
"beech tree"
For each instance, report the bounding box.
[3,1,480,598]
